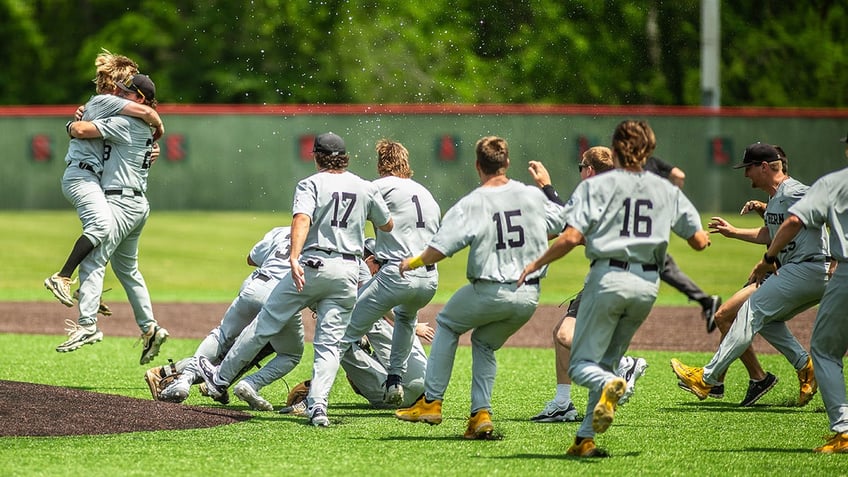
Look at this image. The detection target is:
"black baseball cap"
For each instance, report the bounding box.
[313,132,346,155]
[733,143,780,169]
[116,74,156,101]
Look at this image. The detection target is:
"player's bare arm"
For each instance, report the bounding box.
[518,226,584,285]
[527,161,552,187]
[668,167,685,188]
[399,246,445,277]
[67,121,102,139]
[739,200,767,217]
[749,214,804,284]
[708,217,770,244]
[687,230,711,251]
[288,213,310,292]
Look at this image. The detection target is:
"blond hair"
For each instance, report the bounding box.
[611,120,656,168]
[376,139,413,178]
[93,49,138,95]
[475,136,509,175]
[582,146,614,173]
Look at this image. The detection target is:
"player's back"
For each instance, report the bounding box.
[373,176,441,262]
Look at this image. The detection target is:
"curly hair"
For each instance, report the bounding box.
[315,152,350,171]
[475,136,509,175]
[611,120,656,169]
[93,49,138,95]
[376,139,413,178]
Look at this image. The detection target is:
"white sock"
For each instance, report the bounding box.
[554,384,571,405]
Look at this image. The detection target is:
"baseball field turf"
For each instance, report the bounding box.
[0,211,844,475]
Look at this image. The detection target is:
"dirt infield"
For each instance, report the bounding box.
[0,302,817,437]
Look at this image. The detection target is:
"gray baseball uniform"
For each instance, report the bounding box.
[786,167,848,434]
[341,175,440,379]
[341,255,428,407]
[76,114,158,332]
[212,170,391,414]
[61,95,131,248]
[702,178,829,384]
[565,169,703,439]
[423,179,565,414]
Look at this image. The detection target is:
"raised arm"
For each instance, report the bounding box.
[119,102,164,141]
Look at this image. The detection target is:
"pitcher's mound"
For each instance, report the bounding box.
[0,380,250,437]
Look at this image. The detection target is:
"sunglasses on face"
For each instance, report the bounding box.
[578,163,591,172]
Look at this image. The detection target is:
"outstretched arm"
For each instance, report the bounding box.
[518,226,584,285]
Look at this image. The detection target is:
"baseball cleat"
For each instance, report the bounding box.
[234,380,274,411]
[395,394,442,425]
[796,357,818,406]
[382,374,404,407]
[739,372,778,407]
[670,358,711,400]
[159,375,191,403]
[464,409,494,440]
[139,324,169,365]
[45,273,75,307]
[196,356,229,402]
[530,400,579,423]
[592,377,626,433]
[677,381,724,399]
[309,405,330,427]
[814,432,848,454]
[56,320,103,352]
[617,356,648,406]
[566,437,609,458]
[703,295,721,334]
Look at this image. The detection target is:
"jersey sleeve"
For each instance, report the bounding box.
[366,183,392,228]
[670,188,703,239]
[292,177,318,220]
[90,116,131,144]
[428,198,473,257]
[788,178,828,230]
[249,227,287,267]
[562,180,593,236]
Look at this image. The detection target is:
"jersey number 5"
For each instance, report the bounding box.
[493,210,525,250]
[619,198,653,237]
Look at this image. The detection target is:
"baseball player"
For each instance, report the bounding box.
[643,156,722,332]
[527,150,649,423]
[284,238,433,413]
[197,132,393,427]
[750,136,847,453]
[60,74,168,365]
[672,143,829,408]
[520,120,710,457]
[45,51,164,309]
[395,135,566,440]
[338,139,440,407]
[151,226,296,410]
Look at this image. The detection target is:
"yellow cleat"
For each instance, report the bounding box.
[463,409,494,439]
[670,358,712,400]
[395,394,442,425]
[592,377,626,433]
[814,433,848,454]
[796,357,818,407]
[566,437,609,458]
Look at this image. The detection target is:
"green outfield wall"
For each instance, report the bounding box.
[2,104,846,213]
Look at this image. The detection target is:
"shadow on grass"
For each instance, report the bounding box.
[661,401,810,414]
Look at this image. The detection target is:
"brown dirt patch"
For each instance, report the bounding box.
[0,301,817,437]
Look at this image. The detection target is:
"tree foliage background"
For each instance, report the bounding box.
[1,0,845,107]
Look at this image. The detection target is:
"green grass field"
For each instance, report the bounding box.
[0,210,768,305]
[1,210,843,475]
[0,335,844,476]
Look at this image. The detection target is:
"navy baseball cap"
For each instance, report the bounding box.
[733,143,780,169]
[116,74,156,101]
[313,132,346,155]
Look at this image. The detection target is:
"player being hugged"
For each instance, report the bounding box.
[519,120,710,457]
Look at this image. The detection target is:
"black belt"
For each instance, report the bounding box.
[311,248,356,261]
[253,272,272,282]
[105,189,143,197]
[375,258,435,272]
[592,259,659,272]
[473,277,539,285]
[76,162,96,173]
